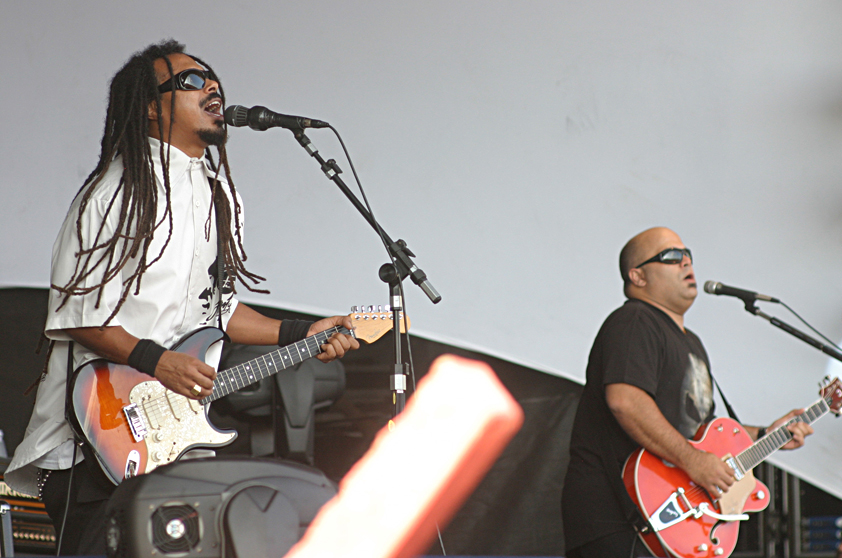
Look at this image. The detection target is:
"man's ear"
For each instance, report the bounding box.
[627,267,646,288]
[147,100,159,121]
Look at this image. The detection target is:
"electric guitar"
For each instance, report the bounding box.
[622,377,842,558]
[68,308,409,485]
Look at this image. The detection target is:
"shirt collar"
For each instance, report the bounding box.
[147,137,208,182]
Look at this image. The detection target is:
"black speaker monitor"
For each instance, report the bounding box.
[104,457,335,558]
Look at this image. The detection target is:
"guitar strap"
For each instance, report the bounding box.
[64,343,98,467]
[710,372,741,423]
[211,177,225,332]
[215,197,224,331]
[64,341,75,426]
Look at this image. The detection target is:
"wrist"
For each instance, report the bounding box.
[278,319,314,346]
[127,339,166,377]
[757,426,767,439]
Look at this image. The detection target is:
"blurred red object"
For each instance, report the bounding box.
[285,355,524,558]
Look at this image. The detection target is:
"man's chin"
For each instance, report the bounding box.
[198,127,227,147]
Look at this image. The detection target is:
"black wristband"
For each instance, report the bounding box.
[127,339,166,377]
[757,427,767,439]
[278,319,314,346]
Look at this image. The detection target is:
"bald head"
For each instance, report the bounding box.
[619,227,675,289]
[619,227,697,326]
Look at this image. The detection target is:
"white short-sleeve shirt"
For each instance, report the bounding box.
[6,139,240,495]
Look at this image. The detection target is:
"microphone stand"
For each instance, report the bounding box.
[290,129,441,418]
[742,301,842,364]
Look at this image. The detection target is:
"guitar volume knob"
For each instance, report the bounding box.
[151,451,163,462]
[697,544,708,552]
[715,548,724,555]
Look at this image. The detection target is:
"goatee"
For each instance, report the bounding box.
[199,124,227,147]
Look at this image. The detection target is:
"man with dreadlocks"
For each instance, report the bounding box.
[6,40,359,554]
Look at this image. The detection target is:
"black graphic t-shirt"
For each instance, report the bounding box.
[562,299,714,551]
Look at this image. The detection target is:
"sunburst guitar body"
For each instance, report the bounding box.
[68,309,408,485]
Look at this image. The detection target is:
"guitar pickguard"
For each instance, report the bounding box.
[128,381,236,475]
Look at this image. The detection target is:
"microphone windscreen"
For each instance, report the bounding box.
[703,280,718,294]
[224,105,248,127]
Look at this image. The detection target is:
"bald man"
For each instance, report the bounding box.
[561,227,812,558]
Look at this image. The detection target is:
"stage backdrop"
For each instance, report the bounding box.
[3,2,842,500]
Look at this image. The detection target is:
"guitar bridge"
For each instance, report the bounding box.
[123,403,148,442]
[649,487,697,531]
[649,487,750,532]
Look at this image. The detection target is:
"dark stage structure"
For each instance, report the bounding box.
[0,288,576,556]
[3,287,841,557]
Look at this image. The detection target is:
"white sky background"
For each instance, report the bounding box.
[4,1,842,498]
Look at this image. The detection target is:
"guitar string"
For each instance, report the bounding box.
[736,398,828,471]
[208,328,340,401]
[121,317,394,440]
[671,397,831,505]
[127,322,362,425]
[128,327,342,418]
[210,327,346,399]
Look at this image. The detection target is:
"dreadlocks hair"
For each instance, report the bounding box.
[52,39,266,328]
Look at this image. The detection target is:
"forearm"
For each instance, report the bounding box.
[66,325,217,399]
[65,325,140,364]
[606,382,738,495]
[225,303,282,345]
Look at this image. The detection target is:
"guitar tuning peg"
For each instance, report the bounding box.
[385,305,391,312]
[351,306,359,312]
[377,304,382,312]
[368,305,374,312]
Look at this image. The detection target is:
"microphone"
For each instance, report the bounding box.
[224,105,329,131]
[703,281,780,303]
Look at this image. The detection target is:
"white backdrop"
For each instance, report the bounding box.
[4,2,842,499]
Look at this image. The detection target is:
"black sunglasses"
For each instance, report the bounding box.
[635,247,692,268]
[157,68,217,94]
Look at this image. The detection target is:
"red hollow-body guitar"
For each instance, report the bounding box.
[68,309,408,485]
[622,378,842,558]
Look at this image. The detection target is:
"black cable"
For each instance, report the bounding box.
[780,301,842,352]
[55,441,79,556]
[327,126,432,550]
[327,126,393,257]
[328,126,418,395]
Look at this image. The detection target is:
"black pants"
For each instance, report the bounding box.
[40,459,116,556]
[567,529,650,558]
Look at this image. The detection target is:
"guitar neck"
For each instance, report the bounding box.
[203,325,349,403]
[736,396,830,472]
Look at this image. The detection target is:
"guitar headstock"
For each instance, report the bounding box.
[820,377,842,415]
[349,306,410,344]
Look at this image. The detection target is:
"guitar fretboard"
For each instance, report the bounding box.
[736,396,830,472]
[201,325,350,404]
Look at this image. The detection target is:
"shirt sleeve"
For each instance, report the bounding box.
[45,192,128,339]
[600,308,664,397]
